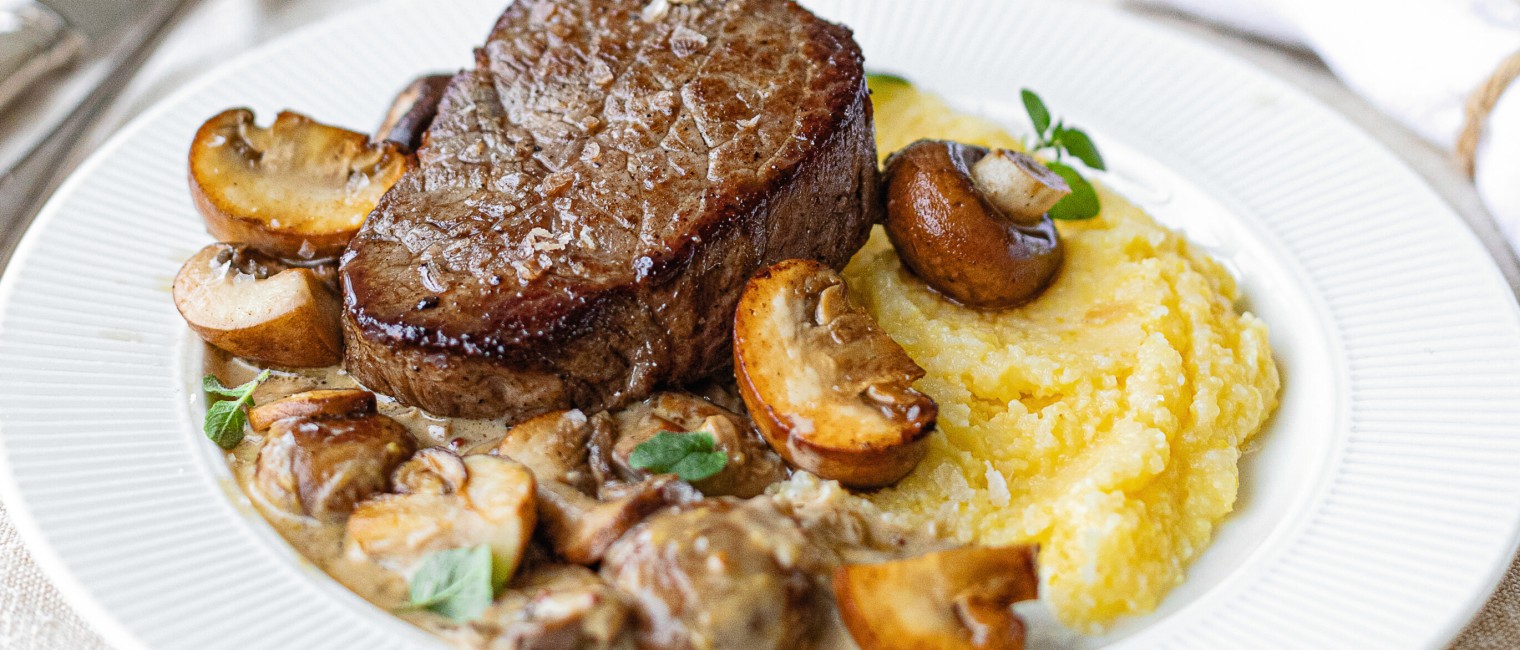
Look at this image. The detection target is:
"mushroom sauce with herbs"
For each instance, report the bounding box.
[206,350,952,648]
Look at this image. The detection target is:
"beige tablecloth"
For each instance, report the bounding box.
[2,0,1519,647]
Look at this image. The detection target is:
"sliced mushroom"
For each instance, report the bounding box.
[611,392,787,498]
[733,259,937,488]
[189,108,412,261]
[535,477,699,565]
[345,449,536,585]
[174,243,343,368]
[833,546,1039,650]
[377,73,452,151]
[251,413,415,522]
[883,140,1065,308]
[248,388,376,432]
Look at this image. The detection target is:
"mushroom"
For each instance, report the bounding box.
[611,392,788,498]
[376,73,453,152]
[345,449,537,586]
[600,498,824,650]
[496,409,604,493]
[496,410,700,564]
[883,140,1066,308]
[474,564,635,650]
[535,477,699,565]
[172,243,342,368]
[251,413,415,522]
[189,108,411,261]
[247,388,377,432]
[833,546,1040,650]
[733,259,937,488]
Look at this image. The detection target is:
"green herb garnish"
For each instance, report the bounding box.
[1021,88,1106,220]
[628,431,728,482]
[201,371,269,449]
[866,71,913,89]
[407,545,495,622]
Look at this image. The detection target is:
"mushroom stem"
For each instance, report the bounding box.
[971,150,1070,224]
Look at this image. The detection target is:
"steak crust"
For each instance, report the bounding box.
[341,0,879,420]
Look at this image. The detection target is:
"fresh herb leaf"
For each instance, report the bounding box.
[203,371,270,404]
[1045,162,1101,220]
[202,374,246,398]
[408,545,495,622]
[628,431,706,470]
[1021,88,1105,218]
[201,371,269,449]
[668,450,728,482]
[1021,89,1051,136]
[1056,127,1105,171]
[866,72,913,89]
[203,400,249,449]
[628,431,728,482]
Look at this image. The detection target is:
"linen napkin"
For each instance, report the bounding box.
[1138,0,1520,250]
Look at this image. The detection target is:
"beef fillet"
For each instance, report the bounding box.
[341,0,879,419]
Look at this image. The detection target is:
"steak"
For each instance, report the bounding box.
[341,0,880,420]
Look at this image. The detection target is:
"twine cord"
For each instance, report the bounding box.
[1457,48,1520,177]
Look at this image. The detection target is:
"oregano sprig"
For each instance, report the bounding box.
[405,545,496,622]
[202,371,269,449]
[628,431,728,482]
[1021,89,1105,220]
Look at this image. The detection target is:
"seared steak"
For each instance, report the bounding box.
[341,0,879,419]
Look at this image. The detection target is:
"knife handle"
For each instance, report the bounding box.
[0,1,84,113]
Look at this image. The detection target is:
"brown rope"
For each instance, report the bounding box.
[1456,48,1520,177]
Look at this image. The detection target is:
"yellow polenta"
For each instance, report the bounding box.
[851,79,1280,629]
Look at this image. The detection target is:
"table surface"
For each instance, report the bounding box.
[0,0,1517,648]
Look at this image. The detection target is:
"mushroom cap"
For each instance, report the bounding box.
[834,545,1039,650]
[248,388,377,432]
[376,74,453,151]
[345,451,537,587]
[600,499,822,650]
[733,259,936,488]
[172,243,343,368]
[189,109,411,261]
[251,414,416,522]
[611,392,787,498]
[883,139,1063,309]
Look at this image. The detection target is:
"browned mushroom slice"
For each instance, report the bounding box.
[611,392,787,498]
[833,546,1040,650]
[884,140,1065,308]
[734,259,937,488]
[247,388,376,432]
[376,73,452,151]
[173,243,342,368]
[189,109,412,261]
[346,449,537,585]
[251,413,415,522]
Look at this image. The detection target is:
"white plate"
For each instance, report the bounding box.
[3,0,1520,648]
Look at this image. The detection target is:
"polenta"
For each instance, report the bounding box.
[852,79,1280,629]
